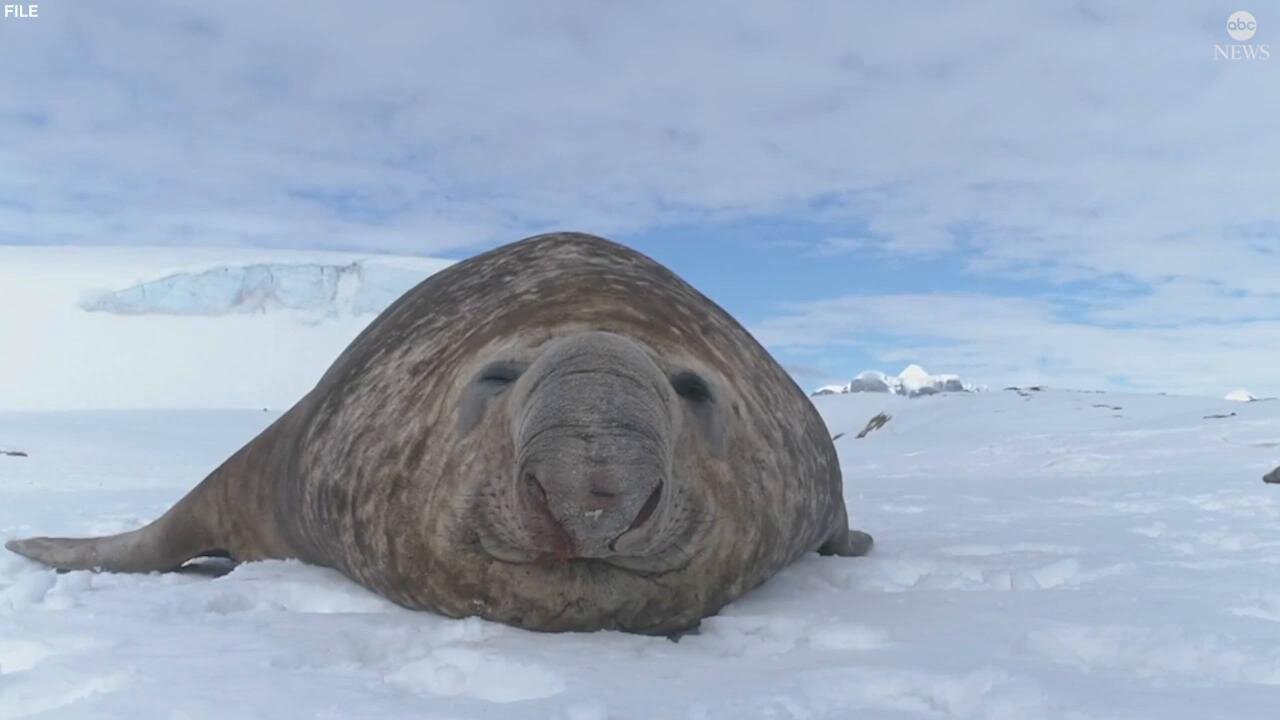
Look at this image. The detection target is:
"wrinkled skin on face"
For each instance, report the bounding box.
[7,233,870,635]
[469,331,714,573]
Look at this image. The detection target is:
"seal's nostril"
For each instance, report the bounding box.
[589,488,619,499]
[628,482,663,532]
[608,482,664,553]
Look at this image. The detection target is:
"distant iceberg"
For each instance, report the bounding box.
[80,261,432,319]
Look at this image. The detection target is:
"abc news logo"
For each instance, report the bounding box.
[1216,10,1270,60]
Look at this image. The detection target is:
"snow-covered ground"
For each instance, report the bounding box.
[3,388,1280,718]
[0,246,449,411]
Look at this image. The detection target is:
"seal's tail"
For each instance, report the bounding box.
[5,484,224,573]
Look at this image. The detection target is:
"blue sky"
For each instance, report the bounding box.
[2,1,1279,396]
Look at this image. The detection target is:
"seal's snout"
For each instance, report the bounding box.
[507,330,681,564]
[518,457,666,559]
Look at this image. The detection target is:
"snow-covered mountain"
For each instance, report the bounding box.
[814,364,979,398]
[0,246,451,411]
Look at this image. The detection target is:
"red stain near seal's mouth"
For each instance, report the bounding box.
[525,473,576,566]
[548,528,574,567]
[534,522,574,569]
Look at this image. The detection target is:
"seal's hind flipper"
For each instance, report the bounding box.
[818,528,874,557]
[6,536,97,570]
[5,519,218,573]
[4,408,308,574]
[5,476,227,573]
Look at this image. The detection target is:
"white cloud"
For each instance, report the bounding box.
[2,1,1275,257]
[3,1,1277,395]
[753,291,1280,397]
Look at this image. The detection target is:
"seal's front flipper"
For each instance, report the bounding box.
[818,528,874,557]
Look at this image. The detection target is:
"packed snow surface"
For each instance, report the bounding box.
[3,389,1280,718]
[814,365,976,397]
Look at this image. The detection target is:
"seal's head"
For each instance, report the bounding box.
[463,330,719,573]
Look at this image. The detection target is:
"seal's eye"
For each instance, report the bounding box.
[475,361,525,392]
[459,360,528,434]
[671,371,713,403]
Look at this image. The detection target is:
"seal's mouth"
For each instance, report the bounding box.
[519,469,667,565]
[474,471,704,575]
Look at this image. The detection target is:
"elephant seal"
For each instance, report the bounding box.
[7,232,872,634]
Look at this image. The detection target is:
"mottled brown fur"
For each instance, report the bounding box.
[6,233,871,634]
